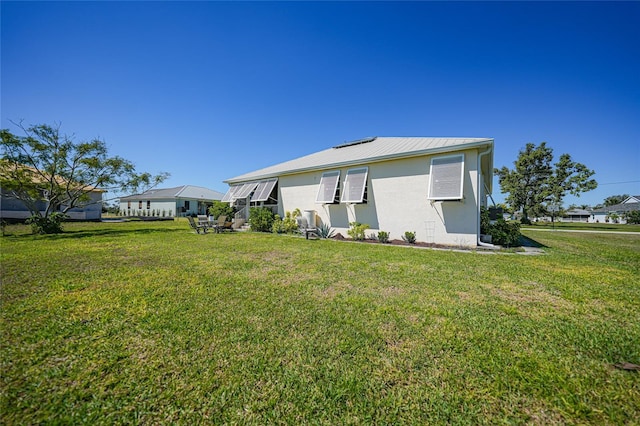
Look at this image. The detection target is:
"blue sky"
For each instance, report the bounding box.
[2,1,639,207]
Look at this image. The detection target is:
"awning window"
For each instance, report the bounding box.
[221,185,241,202]
[315,171,340,204]
[233,182,259,200]
[251,179,278,202]
[341,167,368,203]
[428,154,464,200]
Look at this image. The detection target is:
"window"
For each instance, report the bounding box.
[184,200,190,210]
[428,154,464,200]
[251,179,278,202]
[127,201,131,209]
[341,167,368,203]
[316,171,340,204]
[138,201,143,209]
[146,201,151,209]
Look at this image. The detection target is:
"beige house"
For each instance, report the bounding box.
[223,137,495,247]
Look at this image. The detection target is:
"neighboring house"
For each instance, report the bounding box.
[119,185,225,217]
[592,195,640,224]
[223,137,494,247]
[0,187,103,221]
[561,209,593,223]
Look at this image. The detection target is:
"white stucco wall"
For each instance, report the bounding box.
[277,149,482,247]
[119,200,177,216]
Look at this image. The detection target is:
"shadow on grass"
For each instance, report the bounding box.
[4,226,187,240]
[519,235,548,248]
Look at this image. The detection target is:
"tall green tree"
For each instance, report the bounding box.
[1,121,169,233]
[495,142,596,223]
[495,142,553,223]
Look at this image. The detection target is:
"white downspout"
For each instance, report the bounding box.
[477,145,495,248]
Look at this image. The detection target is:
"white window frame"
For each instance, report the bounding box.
[315,171,341,204]
[340,167,369,204]
[428,154,465,200]
[251,179,278,202]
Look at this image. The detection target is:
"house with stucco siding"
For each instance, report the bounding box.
[119,185,224,217]
[222,137,494,247]
[592,195,640,224]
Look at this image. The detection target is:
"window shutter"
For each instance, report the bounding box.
[428,155,464,200]
[233,182,259,200]
[251,179,278,202]
[221,185,241,202]
[341,167,368,203]
[316,171,340,203]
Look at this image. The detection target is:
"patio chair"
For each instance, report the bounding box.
[296,217,319,240]
[213,215,233,233]
[188,216,208,234]
[197,215,210,228]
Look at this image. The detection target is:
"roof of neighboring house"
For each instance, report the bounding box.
[623,195,640,204]
[593,201,640,214]
[225,137,494,184]
[119,185,224,201]
[0,160,105,192]
[565,209,592,216]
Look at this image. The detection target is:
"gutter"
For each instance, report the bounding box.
[477,145,495,248]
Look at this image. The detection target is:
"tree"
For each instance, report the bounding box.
[1,121,169,233]
[495,142,597,223]
[603,194,630,206]
[546,153,597,209]
[495,142,553,223]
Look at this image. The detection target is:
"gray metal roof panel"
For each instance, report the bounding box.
[120,185,224,201]
[225,137,493,184]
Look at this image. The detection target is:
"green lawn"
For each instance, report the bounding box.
[2,220,639,425]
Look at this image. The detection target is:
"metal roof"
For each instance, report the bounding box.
[225,137,493,184]
[120,185,224,201]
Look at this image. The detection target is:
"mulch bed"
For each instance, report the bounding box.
[331,233,457,250]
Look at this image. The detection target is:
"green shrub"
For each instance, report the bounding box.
[249,207,275,232]
[377,231,390,243]
[481,207,521,247]
[208,200,235,220]
[272,214,283,233]
[347,222,370,241]
[317,223,335,239]
[272,210,302,234]
[401,231,416,244]
[282,209,301,234]
[26,213,67,234]
[625,210,640,224]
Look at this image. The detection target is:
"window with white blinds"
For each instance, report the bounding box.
[428,154,464,200]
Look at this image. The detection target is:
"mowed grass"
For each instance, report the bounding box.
[1,221,639,425]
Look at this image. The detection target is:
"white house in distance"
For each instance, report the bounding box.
[592,195,640,224]
[119,185,224,217]
[223,137,494,247]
